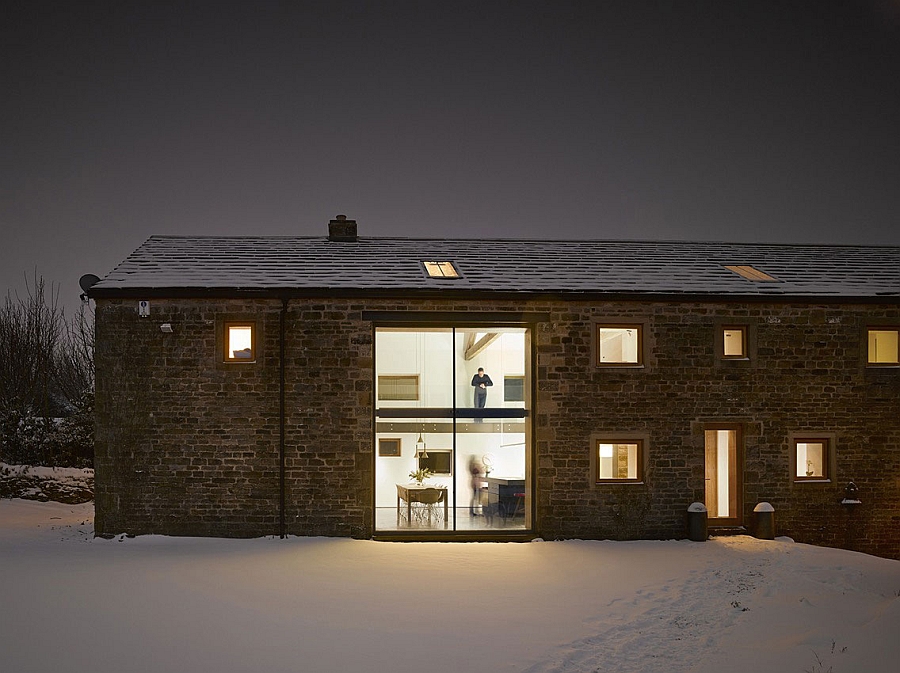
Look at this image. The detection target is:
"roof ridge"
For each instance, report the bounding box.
[142,235,900,250]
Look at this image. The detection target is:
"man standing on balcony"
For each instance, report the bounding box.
[471,367,493,417]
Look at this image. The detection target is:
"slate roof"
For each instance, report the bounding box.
[89,235,900,300]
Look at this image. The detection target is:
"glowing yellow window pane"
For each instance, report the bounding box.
[228,326,254,360]
[423,261,459,278]
[597,442,639,480]
[796,442,826,478]
[598,327,640,364]
[723,328,746,357]
[724,265,779,282]
[868,329,899,364]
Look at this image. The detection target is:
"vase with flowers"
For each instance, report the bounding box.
[409,467,434,485]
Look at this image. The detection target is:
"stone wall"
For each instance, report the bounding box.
[94,296,900,558]
[533,302,900,560]
[94,299,284,536]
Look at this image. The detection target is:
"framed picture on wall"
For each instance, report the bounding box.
[378,438,402,457]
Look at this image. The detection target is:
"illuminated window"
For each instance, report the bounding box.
[596,324,642,365]
[724,265,779,282]
[596,440,642,482]
[867,328,899,365]
[722,326,747,358]
[422,261,460,278]
[377,375,419,401]
[794,439,830,481]
[224,323,255,362]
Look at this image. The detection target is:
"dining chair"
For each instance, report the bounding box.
[413,488,445,524]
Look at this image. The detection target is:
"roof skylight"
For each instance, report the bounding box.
[423,261,460,278]
[724,265,779,282]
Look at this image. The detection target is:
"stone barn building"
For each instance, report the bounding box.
[87,217,900,559]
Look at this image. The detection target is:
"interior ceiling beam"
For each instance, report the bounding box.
[464,333,500,361]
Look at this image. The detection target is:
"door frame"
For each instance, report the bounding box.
[367,313,543,538]
[703,424,743,527]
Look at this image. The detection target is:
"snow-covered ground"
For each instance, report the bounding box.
[1,499,897,673]
[0,463,93,503]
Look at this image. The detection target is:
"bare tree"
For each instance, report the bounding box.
[0,273,94,466]
[0,274,65,417]
[55,301,94,405]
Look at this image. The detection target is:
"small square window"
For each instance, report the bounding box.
[596,440,642,482]
[867,328,899,365]
[596,324,642,366]
[418,449,452,475]
[378,438,402,457]
[504,375,525,402]
[722,326,747,358]
[423,261,460,278]
[794,439,830,481]
[225,323,255,362]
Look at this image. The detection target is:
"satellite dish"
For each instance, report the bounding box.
[79,274,100,293]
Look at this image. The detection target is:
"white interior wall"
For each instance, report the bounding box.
[717,430,730,516]
[374,330,527,508]
[455,331,525,409]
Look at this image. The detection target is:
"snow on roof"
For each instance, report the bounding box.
[89,235,900,299]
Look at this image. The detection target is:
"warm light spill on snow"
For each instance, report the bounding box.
[1,499,897,673]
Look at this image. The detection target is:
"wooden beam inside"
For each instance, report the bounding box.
[464,333,500,361]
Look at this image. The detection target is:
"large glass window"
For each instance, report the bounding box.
[374,327,530,533]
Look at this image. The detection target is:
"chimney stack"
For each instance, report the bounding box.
[328,214,358,242]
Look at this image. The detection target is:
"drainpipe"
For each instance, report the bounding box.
[279,297,288,538]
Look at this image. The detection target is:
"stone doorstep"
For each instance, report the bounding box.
[708,526,748,536]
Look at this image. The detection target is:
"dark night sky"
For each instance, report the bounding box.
[2,1,899,309]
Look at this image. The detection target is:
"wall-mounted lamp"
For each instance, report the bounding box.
[842,481,861,506]
[160,323,174,333]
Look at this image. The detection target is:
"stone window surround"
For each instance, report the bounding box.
[863,322,900,368]
[591,318,650,369]
[713,318,757,368]
[788,432,837,484]
[722,325,747,358]
[216,315,263,369]
[588,431,650,486]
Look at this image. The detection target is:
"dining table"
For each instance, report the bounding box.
[396,483,449,526]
